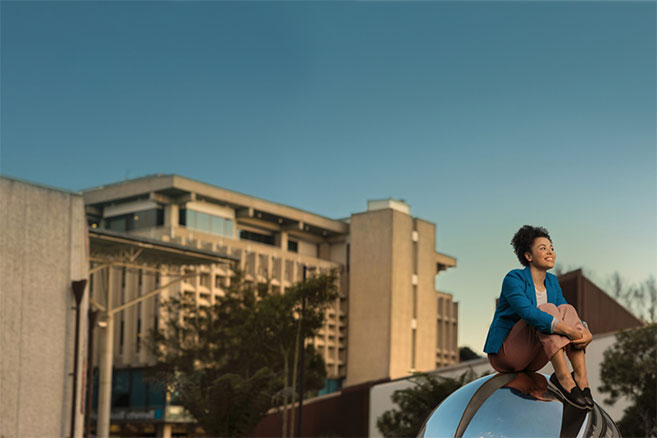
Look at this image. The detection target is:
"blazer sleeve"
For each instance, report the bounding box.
[502,271,555,333]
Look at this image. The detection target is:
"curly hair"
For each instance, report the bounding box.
[511,225,552,266]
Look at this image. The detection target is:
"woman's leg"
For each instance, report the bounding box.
[488,319,544,372]
[567,348,589,388]
[550,349,576,392]
[536,303,586,389]
[557,303,590,388]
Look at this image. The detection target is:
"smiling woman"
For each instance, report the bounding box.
[483,225,594,410]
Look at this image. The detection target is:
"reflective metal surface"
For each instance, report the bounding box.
[418,373,621,438]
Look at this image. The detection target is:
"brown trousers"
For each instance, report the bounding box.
[488,303,586,373]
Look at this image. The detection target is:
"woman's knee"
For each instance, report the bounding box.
[558,303,579,316]
[538,303,558,314]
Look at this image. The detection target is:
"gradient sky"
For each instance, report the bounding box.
[2,1,655,354]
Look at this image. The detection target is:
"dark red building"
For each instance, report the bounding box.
[250,378,387,438]
[557,269,643,334]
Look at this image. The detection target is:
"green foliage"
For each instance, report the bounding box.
[458,346,482,362]
[607,273,656,323]
[254,271,339,367]
[376,369,478,438]
[147,268,340,436]
[172,368,279,437]
[598,324,657,437]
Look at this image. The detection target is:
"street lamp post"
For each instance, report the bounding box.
[88,229,237,438]
[96,268,113,438]
[94,267,207,438]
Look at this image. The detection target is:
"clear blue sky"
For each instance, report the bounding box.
[2,1,655,354]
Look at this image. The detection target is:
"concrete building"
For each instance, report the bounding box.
[346,200,458,386]
[82,174,458,433]
[1,176,89,438]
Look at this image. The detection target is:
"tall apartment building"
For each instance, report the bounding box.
[83,174,457,430]
[346,200,458,385]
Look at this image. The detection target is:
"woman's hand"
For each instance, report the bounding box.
[555,321,583,341]
[571,326,593,349]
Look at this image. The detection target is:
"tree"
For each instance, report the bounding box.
[376,370,478,438]
[147,268,339,436]
[253,270,340,437]
[458,346,482,362]
[607,273,657,323]
[598,324,657,437]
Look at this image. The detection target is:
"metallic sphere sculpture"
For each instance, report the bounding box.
[418,373,621,438]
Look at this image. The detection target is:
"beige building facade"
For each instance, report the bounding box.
[83,174,457,391]
[346,200,457,386]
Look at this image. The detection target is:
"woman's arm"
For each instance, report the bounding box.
[551,274,592,347]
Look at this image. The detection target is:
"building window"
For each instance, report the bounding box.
[136,318,141,353]
[104,208,164,232]
[215,275,228,289]
[119,319,125,355]
[239,229,275,246]
[288,240,298,253]
[179,209,234,238]
[200,273,211,288]
[111,369,131,408]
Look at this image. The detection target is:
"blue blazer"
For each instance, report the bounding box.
[483,266,568,354]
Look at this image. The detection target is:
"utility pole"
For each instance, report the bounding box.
[96,267,113,438]
[95,268,199,437]
[88,230,236,438]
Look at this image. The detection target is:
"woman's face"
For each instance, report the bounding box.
[524,237,556,270]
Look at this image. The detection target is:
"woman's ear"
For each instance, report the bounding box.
[524,252,532,263]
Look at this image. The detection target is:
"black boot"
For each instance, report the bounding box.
[549,373,588,409]
[571,371,594,409]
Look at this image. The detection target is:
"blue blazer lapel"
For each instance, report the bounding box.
[546,274,557,304]
[522,266,537,306]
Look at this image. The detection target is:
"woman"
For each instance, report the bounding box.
[483,225,594,409]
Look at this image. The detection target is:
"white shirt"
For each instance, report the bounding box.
[536,286,559,332]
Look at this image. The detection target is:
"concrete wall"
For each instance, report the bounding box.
[368,331,632,437]
[415,219,440,371]
[0,177,88,438]
[389,210,414,380]
[346,209,393,386]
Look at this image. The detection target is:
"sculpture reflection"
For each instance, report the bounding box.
[503,371,554,402]
[417,373,621,438]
